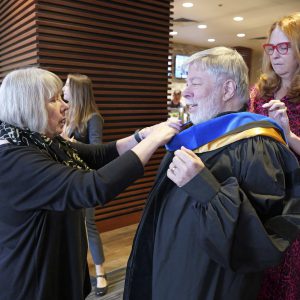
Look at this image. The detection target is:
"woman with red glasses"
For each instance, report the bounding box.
[249,12,300,300]
[249,12,300,161]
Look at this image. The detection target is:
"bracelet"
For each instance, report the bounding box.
[134,129,145,143]
[134,130,142,143]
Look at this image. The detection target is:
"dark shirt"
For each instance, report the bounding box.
[0,142,143,300]
[73,113,103,144]
[169,101,181,108]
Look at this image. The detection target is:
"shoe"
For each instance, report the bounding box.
[95,274,108,297]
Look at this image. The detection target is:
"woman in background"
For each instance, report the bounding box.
[63,74,108,297]
[249,12,300,160]
[249,12,300,300]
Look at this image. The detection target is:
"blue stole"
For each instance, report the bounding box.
[165,112,285,151]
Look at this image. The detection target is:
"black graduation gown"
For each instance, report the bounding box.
[124,125,300,300]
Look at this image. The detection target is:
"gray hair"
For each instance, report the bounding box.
[184,47,249,104]
[0,67,63,133]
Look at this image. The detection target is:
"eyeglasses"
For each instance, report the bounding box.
[263,42,291,55]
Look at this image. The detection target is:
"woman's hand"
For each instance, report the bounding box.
[167,146,204,187]
[262,99,300,155]
[140,117,182,146]
[262,100,291,135]
[116,118,182,165]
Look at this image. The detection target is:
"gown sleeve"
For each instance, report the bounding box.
[181,136,300,272]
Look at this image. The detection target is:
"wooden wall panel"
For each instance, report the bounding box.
[0,0,38,79]
[1,0,174,232]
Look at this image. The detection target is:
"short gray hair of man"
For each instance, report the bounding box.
[0,67,63,133]
[183,47,249,105]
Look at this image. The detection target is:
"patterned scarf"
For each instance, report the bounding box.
[0,120,90,171]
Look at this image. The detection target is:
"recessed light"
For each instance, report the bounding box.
[182,2,194,8]
[170,31,178,36]
[233,16,244,22]
[208,38,215,42]
[237,33,245,37]
[197,24,207,29]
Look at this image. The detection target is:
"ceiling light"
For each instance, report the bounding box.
[208,38,215,42]
[233,16,244,22]
[170,31,178,36]
[182,2,194,8]
[197,24,207,29]
[237,33,245,37]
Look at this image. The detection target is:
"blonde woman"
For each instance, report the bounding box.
[63,74,107,297]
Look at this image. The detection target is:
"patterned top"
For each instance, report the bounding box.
[249,87,300,300]
[249,87,300,162]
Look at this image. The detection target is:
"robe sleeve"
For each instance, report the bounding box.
[181,136,299,272]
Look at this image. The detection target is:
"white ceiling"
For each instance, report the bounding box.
[171,0,300,53]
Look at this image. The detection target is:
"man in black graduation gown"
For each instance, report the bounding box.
[124,47,300,300]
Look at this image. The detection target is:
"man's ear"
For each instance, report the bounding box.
[222,79,236,102]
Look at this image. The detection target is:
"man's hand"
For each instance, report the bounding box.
[167,146,205,187]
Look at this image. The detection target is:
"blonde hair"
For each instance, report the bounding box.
[0,67,62,133]
[64,74,101,136]
[184,46,249,105]
[257,12,300,100]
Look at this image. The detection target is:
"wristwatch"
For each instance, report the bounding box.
[134,130,143,143]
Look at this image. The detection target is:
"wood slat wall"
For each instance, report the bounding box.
[0,0,174,231]
[0,0,38,76]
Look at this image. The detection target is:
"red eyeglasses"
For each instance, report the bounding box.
[263,42,291,55]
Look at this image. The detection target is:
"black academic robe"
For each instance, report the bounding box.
[124,122,300,300]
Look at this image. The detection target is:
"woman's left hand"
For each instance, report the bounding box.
[139,117,182,140]
[262,100,290,134]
